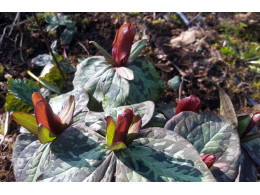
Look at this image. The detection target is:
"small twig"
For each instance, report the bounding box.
[178,77,184,102]
[188,12,202,26]
[14,34,19,49]
[8,12,20,36]
[32,13,66,81]
[77,42,89,55]
[172,63,187,77]
[19,33,24,63]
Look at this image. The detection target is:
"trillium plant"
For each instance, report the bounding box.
[73,23,164,111]
[10,22,260,183]
[11,92,75,143]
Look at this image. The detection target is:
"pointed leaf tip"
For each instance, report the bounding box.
[37,124,57,144]
[58,95,75,125]
[32,92,46,107]
[35,100,62,135]
[105,116,116,146]
[11,111,38,135]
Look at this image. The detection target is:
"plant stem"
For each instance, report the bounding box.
[32,13,66,82]
[241,132,260,143]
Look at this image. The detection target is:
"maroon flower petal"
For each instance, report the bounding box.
[35,100,63,136]
[112,23,136,67]
[174,95,201,116]
[113,109,134,144]
[201,153,216,168]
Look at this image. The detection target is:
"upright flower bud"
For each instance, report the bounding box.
[240,112,260,137]
[201,153,216,168]
[112,23,136,67]
[174,95,201,116]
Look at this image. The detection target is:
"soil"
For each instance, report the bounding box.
[0,12,260,182]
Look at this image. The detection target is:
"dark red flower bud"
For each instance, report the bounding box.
[241,112,260,137]
[201,153,216,168]
[112,23,136,67]
[174,95,201,116]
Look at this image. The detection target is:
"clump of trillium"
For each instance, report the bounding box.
[105,109,142,150]
[11,92,75,144]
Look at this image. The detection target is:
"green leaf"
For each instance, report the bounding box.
[220,47,236,56]
[126,58,165,104]
[61,28,76,45]
[241,126,260,166]
[40,65,64,91]
[7,78,41,107]
[13,125,215,182]
[57,95,75,125]
[237,114,252,136]
[168,75,181,89]
[11,112,38,135]
[37,125,57,144]
[85,101,155,137]
[109,142,126,151]
[31,54,52,67]
[90,41,115,65]
[5,93,33,113]
[214,83,238,126]
[164,112,241,182]
[116,128,216,182]
[27,70,61,94]
[73,56,129,111]
[115,67,134,80]
[239,147,258,182]
[105,116,116,146]
[128,39,147,63]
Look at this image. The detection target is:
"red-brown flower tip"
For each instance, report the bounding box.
[32,92,46,107]
[242,112,260,137]
[34,100,63,136]
[113,109,134,144]
[174,95,201,116]
[112,23,136,67]
[201,153,216,168]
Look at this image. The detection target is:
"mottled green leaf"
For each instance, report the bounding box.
[49,88,89,120]
[127,58,165,104]
[5,93,33,113]
[40,65,64,91]
[115,128,216,182]
[86,101,155,136]
[31,54,52,67]
[115,67,134,80]
[61,28,76,45]
[7,78,41,107]
[128,39,147,63]
[164,111,241,182]
[73,56,129,111]
[241,126,260,166]
[239,147,258,182]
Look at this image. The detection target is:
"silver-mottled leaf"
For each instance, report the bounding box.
[241,126,260,166]
[239,147,258,182]
[115,127,216,182]
[164,112,241,182]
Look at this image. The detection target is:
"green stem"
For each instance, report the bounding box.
[241,132,260,143]
[32,13,66,82]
